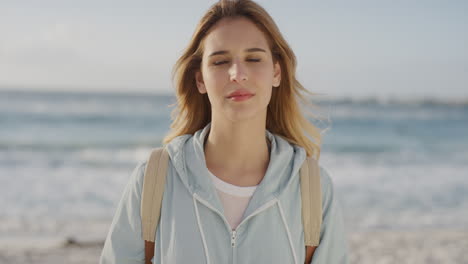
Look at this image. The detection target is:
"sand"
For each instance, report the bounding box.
[1,229,467,264]
[348,229,468,264]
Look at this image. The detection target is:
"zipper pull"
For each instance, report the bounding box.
[231,230,237,247]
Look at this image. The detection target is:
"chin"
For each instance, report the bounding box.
[224,107,267,123]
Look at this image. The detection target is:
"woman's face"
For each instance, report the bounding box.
[196,17,281,123]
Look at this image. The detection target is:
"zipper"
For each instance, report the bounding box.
[193,194,279,264]
[230,199,277,264]
[231,230,237,247]
[231,229,237,264]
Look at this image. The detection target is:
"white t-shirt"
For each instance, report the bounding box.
[208,171,258,230]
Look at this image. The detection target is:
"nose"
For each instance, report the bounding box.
[228,60,248,82]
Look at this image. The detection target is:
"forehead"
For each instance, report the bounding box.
[203,17,271,54]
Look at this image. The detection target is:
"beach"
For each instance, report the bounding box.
[2,91,467,264]
[1,229,467,264]
[348,229,468,264]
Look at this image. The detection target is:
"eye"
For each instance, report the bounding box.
[247,58,261,62]
[213,60,229,66]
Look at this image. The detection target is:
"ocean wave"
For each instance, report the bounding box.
[0,139,164,151]
[310,95,468,107]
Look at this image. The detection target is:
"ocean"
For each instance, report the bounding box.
[1,89,467,248]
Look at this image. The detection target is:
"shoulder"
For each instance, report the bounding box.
[123,161,148,197]
[133,160,147,181]
[318,164,333,190]
[317,164,337,208]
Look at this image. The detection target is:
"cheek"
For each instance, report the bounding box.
[252,67,275,87]
[203,68,226,87]
[201,69,228,104]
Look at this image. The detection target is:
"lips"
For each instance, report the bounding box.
[226,89,254,99]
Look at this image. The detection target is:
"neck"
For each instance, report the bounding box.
[203,117,271,185]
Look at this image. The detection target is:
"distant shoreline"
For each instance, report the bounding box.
[2,87,467,106]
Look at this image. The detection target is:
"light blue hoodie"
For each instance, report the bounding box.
[100,123,349,263]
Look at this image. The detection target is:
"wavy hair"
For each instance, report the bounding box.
[163,0,324,159]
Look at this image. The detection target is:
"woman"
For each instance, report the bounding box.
[100,0,348,263]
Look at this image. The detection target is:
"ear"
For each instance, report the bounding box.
[272,61,281,88]
[195,71,207,94]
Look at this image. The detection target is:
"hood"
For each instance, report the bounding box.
[165,122,307,217]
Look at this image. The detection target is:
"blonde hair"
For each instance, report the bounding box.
[163,0,323,159]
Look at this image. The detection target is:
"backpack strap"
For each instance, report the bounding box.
[300,156,322,247]
[141,147,169,264]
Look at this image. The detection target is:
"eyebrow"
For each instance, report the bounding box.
[208,48,267,57]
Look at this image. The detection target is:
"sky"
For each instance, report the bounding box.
[0,0,467,100]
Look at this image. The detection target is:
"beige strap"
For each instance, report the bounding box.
[141,147,169,242]
[300,156,322,247]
